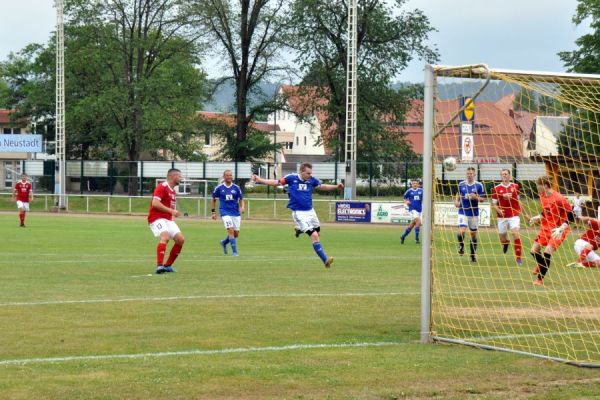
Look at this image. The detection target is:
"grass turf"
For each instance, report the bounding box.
[0,212,599,399]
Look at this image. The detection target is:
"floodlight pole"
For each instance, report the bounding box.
[344,0,357,199]
[421,65,435,344]
[55,0,66,208]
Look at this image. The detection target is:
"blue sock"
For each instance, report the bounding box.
[229,236,237,254]
[415,227,420,240]
[222,236,230,245]
[312,242,328,264]
[402,227,412,239]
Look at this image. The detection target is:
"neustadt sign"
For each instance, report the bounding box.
[0,135,43,152]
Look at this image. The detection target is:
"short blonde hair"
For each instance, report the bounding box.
[536,176,552,188]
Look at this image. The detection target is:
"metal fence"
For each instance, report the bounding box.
[0,193,343,222]
[3,160,425,197]
[2,159,557,198]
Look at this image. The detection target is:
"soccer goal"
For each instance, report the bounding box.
[421,64,600,367]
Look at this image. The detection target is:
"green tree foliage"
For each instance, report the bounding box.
[288,0,438,162]
[558,0,600,74]
[557,0,600,159]
[193,0,290,162]
[559,109,600,158]
[1,0,210,193]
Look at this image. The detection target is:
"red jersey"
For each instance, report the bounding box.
[147,182,176,224]
[491,182,520,217]
[14,181,32,202]
[539,191,572,230]
[581,219,600,250]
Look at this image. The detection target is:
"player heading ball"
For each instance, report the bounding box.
[252,163,343,268]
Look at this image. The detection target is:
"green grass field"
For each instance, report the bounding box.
[1,212,599,399]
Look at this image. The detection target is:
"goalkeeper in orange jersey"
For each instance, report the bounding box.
[528,176,574,286]
[568,216,600,269]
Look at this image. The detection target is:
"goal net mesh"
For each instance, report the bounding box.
[429,65,600,366]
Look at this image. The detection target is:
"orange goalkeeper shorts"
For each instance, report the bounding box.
[535,226,570,249]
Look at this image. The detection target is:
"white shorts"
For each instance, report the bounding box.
[16,201,30,212]
[292,209,320,232]
[149,219,181,239]
[222,216,241,231]
[410,210,422,220]
[574,239,600,263]
[458,214,478,231]
[497,216,520,234]
[574,207,582,218]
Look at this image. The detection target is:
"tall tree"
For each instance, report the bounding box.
[1,1,209,194]
[289,0,438,162]
[558,0,600,74]
[193,0,289,162]
[557,0,600,161]
[66,0,208,193]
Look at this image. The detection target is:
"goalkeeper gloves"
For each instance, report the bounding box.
[551,223,568,240]
[529,215,541,225]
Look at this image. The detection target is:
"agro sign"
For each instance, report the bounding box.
[460,97,475,122]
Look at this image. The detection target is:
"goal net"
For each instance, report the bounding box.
[422,65,600,366]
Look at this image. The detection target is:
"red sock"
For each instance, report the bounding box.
[579,248,592,264]
[514,238,522,259]
[582,261,595,268]
[156,242,167,266]
[19,212,24,224]
[165,243,183,266]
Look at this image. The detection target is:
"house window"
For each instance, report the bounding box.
[296,137,299,146]
[204,133,211,146]
[13,128,21,134]
[285,142,293,150]
[3,128,11,134]
[304,136,307,145]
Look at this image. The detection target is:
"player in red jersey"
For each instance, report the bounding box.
[491,169,522,265]
[528,176,574,286]
[148,168,185,274]
[12,173,34,227]
[568,217,600,268]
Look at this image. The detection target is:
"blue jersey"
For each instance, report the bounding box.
[280,173,321,211]
[457,180,485,216]
[212,183,243,217]
[403,188,423,212]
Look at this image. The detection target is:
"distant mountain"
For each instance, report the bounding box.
[204,80,520,112]
[202,81,280,112]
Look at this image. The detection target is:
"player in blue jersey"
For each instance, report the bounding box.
[211,170,245,256]
[401,179,423,244]
[454,167,485,262]
[252,162,344,268]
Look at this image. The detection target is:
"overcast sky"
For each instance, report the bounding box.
[0,0,590,83]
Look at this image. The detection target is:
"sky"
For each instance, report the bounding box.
[0,0,590,83]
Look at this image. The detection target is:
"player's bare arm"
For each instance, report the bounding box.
[210,197,217,220]
[252,174,280,186]
[151,198,181,217]
[493,204,504,217]
[454,192,461,208]
[239,199,245,214]
[319,183,344,191]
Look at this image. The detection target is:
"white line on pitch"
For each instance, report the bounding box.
[0,341,407,366]
[0,292,416,307]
